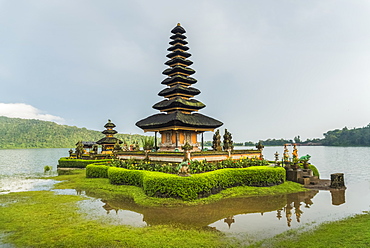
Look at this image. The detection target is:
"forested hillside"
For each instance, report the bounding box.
[322,124,370,146]
[0,116,144,149]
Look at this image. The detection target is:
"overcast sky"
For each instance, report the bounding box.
[1,0,370,142]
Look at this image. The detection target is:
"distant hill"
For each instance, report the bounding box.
[322,124,370,146]
[0,116,145,149]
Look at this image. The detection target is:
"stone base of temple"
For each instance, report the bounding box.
[116,149,262,163]
[158,143,201,152]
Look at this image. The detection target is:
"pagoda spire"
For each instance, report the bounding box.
[154,23,204,114]
[136,24,223,151]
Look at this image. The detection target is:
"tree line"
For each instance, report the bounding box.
[2,116,370,148]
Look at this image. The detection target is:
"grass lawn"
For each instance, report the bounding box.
[1,169,368,247]
[251,212,370,248]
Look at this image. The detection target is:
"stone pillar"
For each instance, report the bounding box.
[330,173,345,189]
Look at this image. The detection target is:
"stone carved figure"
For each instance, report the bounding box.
[212,129,222,151]
[75,141,84,159]
[256,141,264,151]
[182,142,193,161]
[223,129,234,151]
[92,144,98,153]
[283,144,289,162]
[274,151,279,164]
[292,144,298,159]
[113,140,122,151]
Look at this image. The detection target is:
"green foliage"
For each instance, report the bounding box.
[306,164,320,178]
[58,158,113,168]
[322,124,370,146]
[43,165,52,173]
[111,157,269,174]
[54,169,307,207]
[0,116,146,149]
[85,163,111,178]
[141,136,155,150]
[108,167,146,187]
[106,166,285,200]
[253,213,370,248]
[112,159,179,174]
[0,191,227,248]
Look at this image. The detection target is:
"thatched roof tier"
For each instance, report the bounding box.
[170,33,186,40]
[136,111,223,131]
[167,44,189,52]
[162,66,195,76]
[153,97,205,111]
[166,50,191,59]
[161,75,197,86]
[102,129,118,135]
[96,137,123,145]
[165,57,193,67]
[169,39,188,46]
[104,120,116,128]
[158,85,200,97]
[171,24,186,34]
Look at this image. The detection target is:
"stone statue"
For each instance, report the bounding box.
[212,129,222,151]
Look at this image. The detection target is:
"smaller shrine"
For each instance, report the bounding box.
[96,120,122,154]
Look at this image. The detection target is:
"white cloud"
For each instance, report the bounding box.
[0,103,64,123]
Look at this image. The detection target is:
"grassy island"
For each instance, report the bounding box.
[1,170,369,247]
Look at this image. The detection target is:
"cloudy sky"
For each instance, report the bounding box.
[1,0,370,142]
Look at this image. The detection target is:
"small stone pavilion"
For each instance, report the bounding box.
[136,23,223,151]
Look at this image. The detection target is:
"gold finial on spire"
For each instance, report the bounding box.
[177,23,181,26]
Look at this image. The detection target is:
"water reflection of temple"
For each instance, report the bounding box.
[279,190,317,227]
[102,200,119,214]
[88,189,347,230]
[221,190,319,229]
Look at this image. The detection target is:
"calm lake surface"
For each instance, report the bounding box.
[1,146,369,243]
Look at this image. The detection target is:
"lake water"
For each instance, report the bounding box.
[0,146,369,243]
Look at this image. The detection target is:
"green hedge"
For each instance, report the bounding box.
[86,163,111,178]
[106,166,285,200]
[297,163,320,178]
[58,157,113,168]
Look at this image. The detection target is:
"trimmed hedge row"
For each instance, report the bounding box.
[86,163,111,178]
[87,164,285,200]
[58,158,113,168]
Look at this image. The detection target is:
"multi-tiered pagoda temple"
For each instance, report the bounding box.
[97,119,122,154]
[136,23,223,151]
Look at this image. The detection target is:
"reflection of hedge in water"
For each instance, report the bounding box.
[105,194,286,227]
[86,164,285,200]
